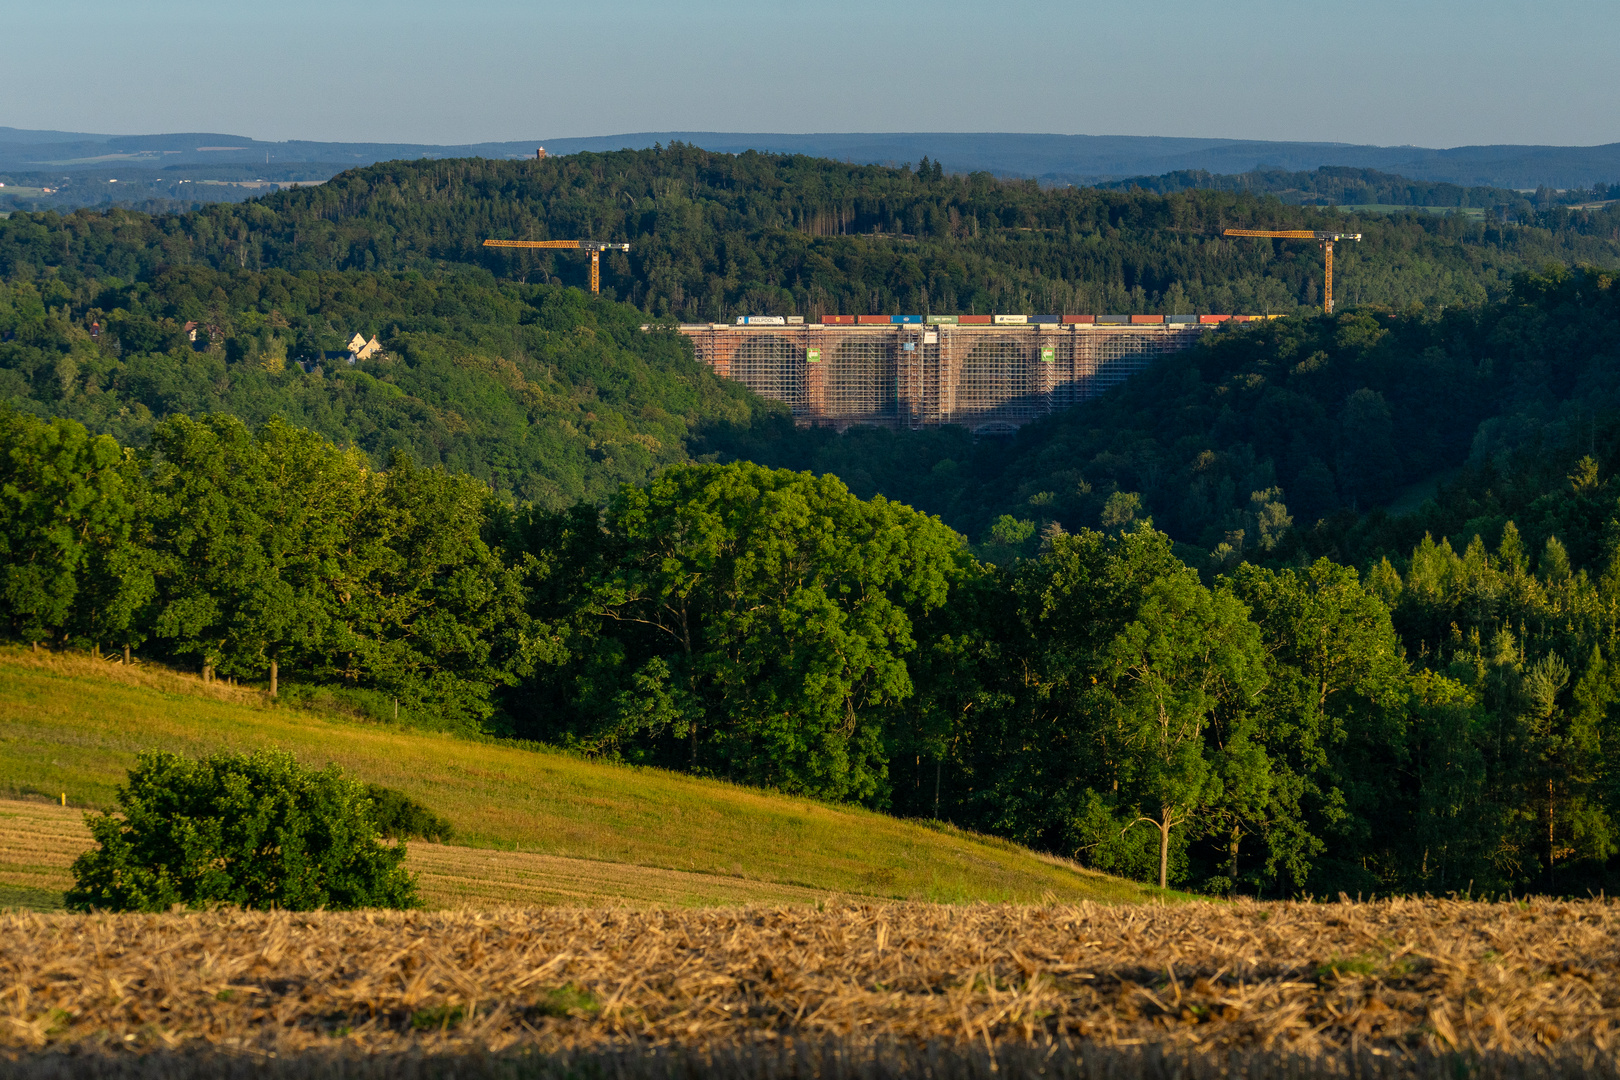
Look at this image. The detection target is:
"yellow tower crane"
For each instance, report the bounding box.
[1221,229,1361,314]
[481,239,632,294]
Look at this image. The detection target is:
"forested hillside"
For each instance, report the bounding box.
[1093,164,1620,211]
[0,269,763,505]
[693,264,1620,563]
[4,146,1620,517]
[6,146,1620,320]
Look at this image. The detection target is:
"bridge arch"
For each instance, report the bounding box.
[726,334,805,411]
[825,338,897,424]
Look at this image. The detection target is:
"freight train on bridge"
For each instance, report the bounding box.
[670,313,1274,433]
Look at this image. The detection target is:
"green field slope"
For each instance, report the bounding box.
[0,649,1154,908]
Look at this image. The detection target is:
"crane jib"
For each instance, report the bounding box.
[479,238,633,294]
[1220,230,1360,314]
[1221,230,1361,241]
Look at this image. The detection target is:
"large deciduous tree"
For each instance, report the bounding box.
[953,526,1268,889]
[0,409,146,650]
[517,461,969,803]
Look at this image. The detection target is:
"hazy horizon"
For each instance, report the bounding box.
[12,0,1618,150]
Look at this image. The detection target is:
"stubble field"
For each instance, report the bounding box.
[2,897,1617,1079]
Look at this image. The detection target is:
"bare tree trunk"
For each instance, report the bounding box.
[1549,778,1556,888]
[123,645,131,665]
[269,660,278,697]
[1158,812,1171,890]
[934,757,943,819]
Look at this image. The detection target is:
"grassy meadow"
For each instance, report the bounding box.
[0,648,1154,908]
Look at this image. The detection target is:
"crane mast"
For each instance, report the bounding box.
[1221,229,1361,314]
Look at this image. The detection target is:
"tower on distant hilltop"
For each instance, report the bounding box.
[536,147,547,160]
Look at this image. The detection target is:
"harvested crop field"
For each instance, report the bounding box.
[2,899,1618,1078]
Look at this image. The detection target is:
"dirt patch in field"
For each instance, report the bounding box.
[1,898,1616,1068]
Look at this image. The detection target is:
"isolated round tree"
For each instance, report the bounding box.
[66,749,418,912]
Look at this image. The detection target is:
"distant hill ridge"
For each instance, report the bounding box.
[3,127,1619,189]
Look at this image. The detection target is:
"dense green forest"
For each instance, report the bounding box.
[0,269,764,505]
[6,146,1620,321]
[1093,165,1620,211]
[12,407,1620,899]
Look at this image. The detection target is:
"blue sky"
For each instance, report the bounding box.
[12,0,1618,148]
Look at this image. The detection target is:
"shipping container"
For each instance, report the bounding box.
[1130,315,1165,325]
[1199,314,1232,323]
[787,315,805,324]
[1096,315,1129,325]
[740,315,787,325]
[958,314,993,324]
[1231,315,1258,322]
[820,314,856,324]
[1031,314,1059,326]
[1062,315,1096,324]
[856,315,891,325]
[993,314,1029,325]
[1167,314,1197,324]
[894,315,923,324]
[926,314,959,324]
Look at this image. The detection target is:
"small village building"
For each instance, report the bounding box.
[346,333,382,361]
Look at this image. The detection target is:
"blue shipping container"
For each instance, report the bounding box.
[893,315,923,323]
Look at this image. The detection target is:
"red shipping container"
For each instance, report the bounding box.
[1199,314,1232,323]
[820,314,855,324]
[1061,315,1095,324]
[1130,315,1165,325]
[1232,315,1258,322]
[957,314,993,324]
[856,315,891,324]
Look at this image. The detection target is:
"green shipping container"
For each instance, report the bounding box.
[925,314,959,324]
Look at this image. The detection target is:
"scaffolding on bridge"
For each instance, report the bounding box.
[676,322,1212,432]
